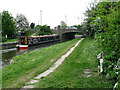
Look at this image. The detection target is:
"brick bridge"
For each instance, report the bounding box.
[52,27,86,42]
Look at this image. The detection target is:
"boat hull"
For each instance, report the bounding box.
[16,45,28,50]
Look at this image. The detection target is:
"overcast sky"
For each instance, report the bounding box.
[0,0,94,28]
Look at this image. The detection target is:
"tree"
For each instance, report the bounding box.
[73,25,82,29]
[0,13,2,33]
[2,11,16,38]
[16,14,29,34]
[35,25,52,35]
[60,21,67,29]
[30,22,35,29]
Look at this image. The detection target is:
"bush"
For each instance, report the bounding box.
[95,2,120,87]
[36,31,51,36]
[0,37,7,42]
[83,1,120,87]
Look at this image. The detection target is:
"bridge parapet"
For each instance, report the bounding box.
[61,29,81,34]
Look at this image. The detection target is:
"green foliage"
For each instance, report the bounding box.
[83,1,120,87]
[73,25,82,29]
[2,11,16,38]
[1,38,17,43]
[0,36,17,43]
[0,36,7,42]
[22,28,34,37]
[96,2,120,85]
[82,2,114,38]
[35,25,52,35]
[36,31,50,35]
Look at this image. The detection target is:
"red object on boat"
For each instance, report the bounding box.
[16,45,28,50]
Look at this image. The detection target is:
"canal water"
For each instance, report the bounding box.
[1,41,60,68]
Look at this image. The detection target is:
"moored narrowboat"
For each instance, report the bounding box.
[16,35,60,50]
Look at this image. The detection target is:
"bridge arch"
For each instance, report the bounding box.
[61,31,79,42]
[59,28,85,42]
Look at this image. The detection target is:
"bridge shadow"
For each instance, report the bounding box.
[59,29,86,42]
[61,31,79,42]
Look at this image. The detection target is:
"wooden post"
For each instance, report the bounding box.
[25,37,28,45]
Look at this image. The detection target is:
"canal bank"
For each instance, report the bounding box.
[1,40,60,68]
[0,41,18,50]
[2,38,80,88]
[1,35,81,68]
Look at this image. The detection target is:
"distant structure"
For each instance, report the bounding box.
[52,26,86,42]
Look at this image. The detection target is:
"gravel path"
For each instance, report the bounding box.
[22,38,84,89]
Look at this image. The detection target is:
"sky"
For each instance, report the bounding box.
[0,0,94,28]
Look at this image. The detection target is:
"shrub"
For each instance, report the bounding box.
[0,37,7,42]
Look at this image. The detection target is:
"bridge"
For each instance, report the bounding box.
[52,27,86,42]
[59,29,81,42]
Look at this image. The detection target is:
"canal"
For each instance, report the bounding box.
[1,35,81,69]
[1,41,60,68]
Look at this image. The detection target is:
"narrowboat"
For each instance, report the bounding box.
[16,35,60,50]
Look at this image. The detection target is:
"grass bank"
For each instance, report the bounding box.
[2,38,17,43]
[35,38,113,88]
[2,38,79,88]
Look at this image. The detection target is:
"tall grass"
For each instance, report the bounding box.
[35,38,113,88]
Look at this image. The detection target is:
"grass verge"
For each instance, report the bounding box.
[2,38,79,88]
[34,38,113,88]
[2,38,17,43]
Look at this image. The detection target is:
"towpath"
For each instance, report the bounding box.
[22,38,84,89]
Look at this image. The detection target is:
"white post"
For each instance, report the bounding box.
[100,58,103,73]
[5,35,7,39]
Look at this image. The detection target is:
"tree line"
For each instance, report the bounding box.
[82,1,120,87]
[0,11,52,42]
